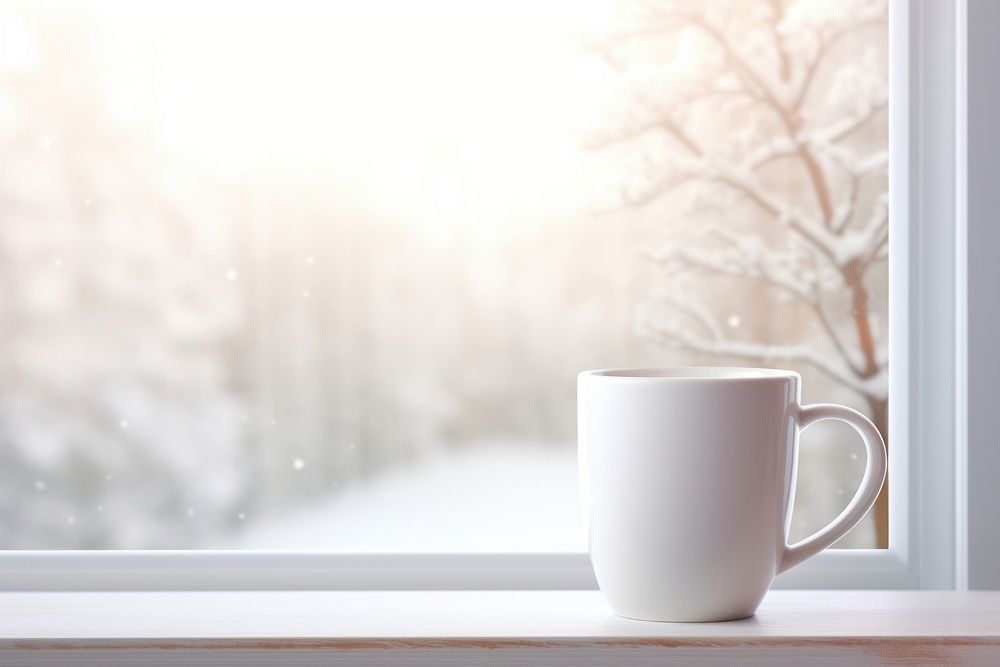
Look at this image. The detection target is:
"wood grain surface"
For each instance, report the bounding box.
[3,590,999,665]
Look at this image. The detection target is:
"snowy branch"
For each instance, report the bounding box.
[647,225,815,300]
[812,296,868,377]
[744,136,798,170]
[626,147,884,276]
[668,16,840,226]
[709,166,842,265]
[858,194,890,267]
[790,16,887,112]
[649,288,725,341]
[812,140,887,177]
[853,150,889,175]
[811,97,888,145]
[647,318,886,400]
[647,224,868,377]
[682,13,789,121]
[585,112,704,156]
[839,192,888,268]
[617,172,701,209]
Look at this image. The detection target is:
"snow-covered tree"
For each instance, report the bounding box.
[590,0,889,544]
[0,9,246,547]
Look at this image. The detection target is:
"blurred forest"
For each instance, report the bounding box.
[0,0,886,550]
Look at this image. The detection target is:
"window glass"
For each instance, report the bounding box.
[0,0,887,549]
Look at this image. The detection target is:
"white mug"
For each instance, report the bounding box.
[578,367,886,622]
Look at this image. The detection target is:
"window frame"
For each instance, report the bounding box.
[964,0,1000,591]
[0,0,972,592]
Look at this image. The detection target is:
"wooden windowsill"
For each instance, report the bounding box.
[3,590,999,665]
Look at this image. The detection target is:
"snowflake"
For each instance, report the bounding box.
[33,479,46,492]
[727,314,741,328]
[292,457,305,471]
[225,269,237,282]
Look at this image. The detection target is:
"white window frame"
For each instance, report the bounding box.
[964,0,1000,591]
[0,0,981,592]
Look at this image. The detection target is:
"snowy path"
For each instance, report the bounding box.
[225,445,587,552]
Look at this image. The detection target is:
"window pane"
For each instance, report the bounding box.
[0,0,887,550]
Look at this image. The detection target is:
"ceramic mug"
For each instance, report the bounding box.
[578,367,886,622]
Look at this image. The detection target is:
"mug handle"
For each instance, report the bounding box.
[778,403,887,574]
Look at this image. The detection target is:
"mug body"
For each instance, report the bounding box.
[578,367,800,622]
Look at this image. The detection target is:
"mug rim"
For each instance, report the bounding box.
[579,366,800,381]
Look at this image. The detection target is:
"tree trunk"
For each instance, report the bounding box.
[868,396,889,548]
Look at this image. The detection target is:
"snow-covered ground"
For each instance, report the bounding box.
[224,444,587,552]
[215,425,877,551]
